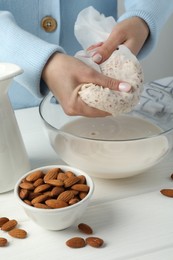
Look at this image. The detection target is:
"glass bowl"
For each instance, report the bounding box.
[39,80,173,179]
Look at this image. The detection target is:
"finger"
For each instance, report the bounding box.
[75,79,131,117]
[94,73,131,92]
[86,42,104,63]
[90,35,123,64]
[87,42,104,51]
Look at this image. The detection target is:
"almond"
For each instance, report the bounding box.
[50,186,65,197]
[45,199,68,209]
[71,184,89,192]
[66,237,86,248]
[28,192,42,200]
[86,237,104,248]
[33,178,44,187]
[1,219,18,231]
[160,189,173,197]
[0,217,9,227]
[0,237,8,247]
[34,184,51,193]
[57,190,75,203]
[43,191,52,197]
[45,179,64,187]
[44,168,59,182]
[78,223,93,234]
[65,171,75,178]
[34,203,51,209]
[26,170,43,182]
[71,190,79,196]
[8,228,27,239]
[24,199,32,206]
[31,194,50,205]
[79,192,88,200]
[19,182,34,190]
[64,176,80,188]
[68,198,79,205]
[77,175,86,184]
[19,189,29,200]
[57,172,68,181]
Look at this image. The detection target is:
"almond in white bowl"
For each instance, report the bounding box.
[14,165,94,230]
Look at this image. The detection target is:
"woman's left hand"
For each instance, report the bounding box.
[87,17,149,63]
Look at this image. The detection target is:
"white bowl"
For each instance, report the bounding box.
[39,82,173,179]
[14,165,94,230]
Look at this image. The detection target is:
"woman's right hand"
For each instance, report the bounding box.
[42,52,131,117]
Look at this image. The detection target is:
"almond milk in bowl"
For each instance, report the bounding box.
[39,83,173,179]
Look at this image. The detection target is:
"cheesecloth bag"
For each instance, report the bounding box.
[74,6,144,116]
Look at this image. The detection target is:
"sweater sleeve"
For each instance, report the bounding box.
[118,0,173,59]
[0,11,64,98]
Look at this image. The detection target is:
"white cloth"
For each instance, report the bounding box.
[74,7,144,116]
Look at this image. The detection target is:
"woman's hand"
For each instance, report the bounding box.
[42,53,131,117]
[87,17,149,63]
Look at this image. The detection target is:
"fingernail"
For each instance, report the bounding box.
[119,82,131,92]
[87,49,97,57]
[92,53,102,63]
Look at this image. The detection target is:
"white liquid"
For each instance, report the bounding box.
[52,115,169,178]
[60,116,164,140]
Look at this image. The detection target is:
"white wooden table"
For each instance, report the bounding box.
[1,78,173,259]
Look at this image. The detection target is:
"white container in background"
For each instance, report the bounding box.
[0,63,30,193]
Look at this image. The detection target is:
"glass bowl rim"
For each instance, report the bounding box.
[39,93,173,142]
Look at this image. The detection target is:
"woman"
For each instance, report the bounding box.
[0,0,173,116]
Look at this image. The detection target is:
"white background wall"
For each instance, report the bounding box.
[118,1,173,83]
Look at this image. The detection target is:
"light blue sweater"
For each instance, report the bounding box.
[0,0,173,109]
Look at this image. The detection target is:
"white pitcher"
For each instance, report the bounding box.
[0,63,30,193]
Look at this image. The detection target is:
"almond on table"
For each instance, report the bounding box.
[160,188,173,197]
[0,217,9,227]
[86,237,104,248]
[0,217,28,247]
[1,219,18,231]
[66,237,86,248]
[78,223,93,234]
[8,228,27,239]
[0,237,8,247]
